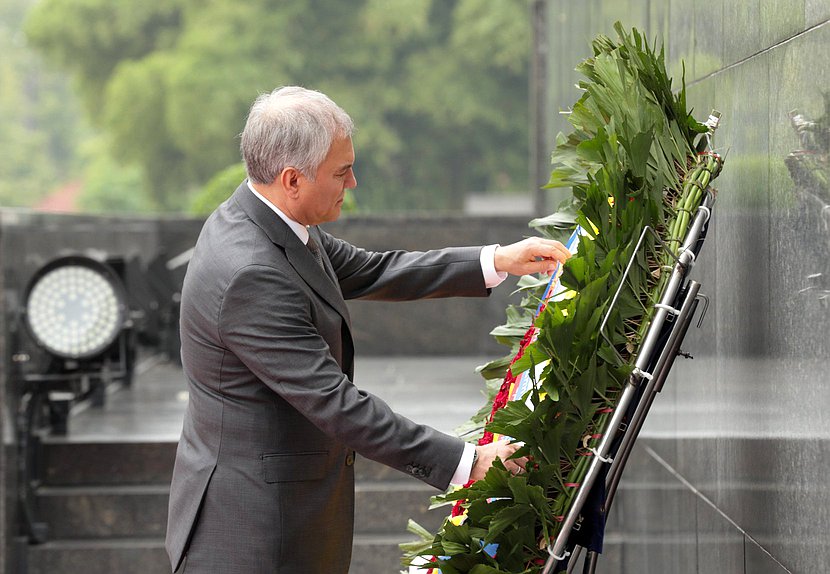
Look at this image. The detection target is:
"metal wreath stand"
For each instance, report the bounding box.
[541,120,722,574]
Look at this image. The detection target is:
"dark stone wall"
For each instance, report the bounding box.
[0,221,11,574]
[547,4,830,573]
[326,214,533,356]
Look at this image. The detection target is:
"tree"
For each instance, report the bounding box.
[25,0,531,213]
[0,0,86,207]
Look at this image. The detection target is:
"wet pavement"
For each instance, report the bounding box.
[57,354,495,444]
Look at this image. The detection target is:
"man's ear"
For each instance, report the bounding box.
[280,167,302,199]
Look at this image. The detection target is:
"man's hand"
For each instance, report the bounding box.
[470,441,528,482]
[494,237,571,277]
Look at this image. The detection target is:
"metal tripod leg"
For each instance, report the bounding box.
[577,282,703,574]
[604,281,702,513]
[583,550,600,573]
[566,545,584,573]
[563,545,601,574]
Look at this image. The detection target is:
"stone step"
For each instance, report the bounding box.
[22,526,758,574]
[26,536,422,574]
[34,480,446,541]
[35,485,169,540]
[45,435,815,487]
[40,439,421,486]
[40,441,177,486]
[351,533,415,574]
[354,480,448,534]
[27,539,169,574]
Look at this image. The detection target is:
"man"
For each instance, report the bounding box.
[166,86,571,573]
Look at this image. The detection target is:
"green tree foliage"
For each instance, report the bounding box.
[24,1,183,120]
[24,0,531,213]
[75,135,155,213]
[0,0,86,207]
[189,163,247,217]
[189,162,357,217]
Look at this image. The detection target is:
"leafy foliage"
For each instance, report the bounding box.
[0,0,86,207]
[189,162,357,216]
[785,93,830,204]
[75,135,153,213]
[404,23,723,573]
[22,0,531,213]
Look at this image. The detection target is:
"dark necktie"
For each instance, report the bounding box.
[306,234,327,272]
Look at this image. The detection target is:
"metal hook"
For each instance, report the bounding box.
[695,292,710,329]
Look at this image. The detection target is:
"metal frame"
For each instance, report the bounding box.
[541,190,717,574]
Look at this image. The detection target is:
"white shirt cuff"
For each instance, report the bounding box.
[480,244,508,289]
[450,443,476,485]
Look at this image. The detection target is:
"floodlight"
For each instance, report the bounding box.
[23,255,129,360]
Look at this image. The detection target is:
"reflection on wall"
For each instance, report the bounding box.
[787,96,830,204]
[787,96,830,303]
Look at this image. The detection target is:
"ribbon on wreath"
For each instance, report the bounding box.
[411,226,584,574]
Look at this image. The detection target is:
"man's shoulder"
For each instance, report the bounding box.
[193,209,284,274]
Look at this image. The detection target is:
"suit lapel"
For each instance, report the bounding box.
[285,239,352,326]
[231,183,352,327]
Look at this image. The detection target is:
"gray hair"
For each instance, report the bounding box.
[241,86,354,184]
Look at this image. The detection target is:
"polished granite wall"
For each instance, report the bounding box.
[546,2,830,572]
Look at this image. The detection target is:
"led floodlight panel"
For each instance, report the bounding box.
[24,256,128,360]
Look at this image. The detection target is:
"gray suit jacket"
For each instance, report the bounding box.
[165,183,489,573]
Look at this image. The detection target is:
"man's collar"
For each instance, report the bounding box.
[247,180,310,244]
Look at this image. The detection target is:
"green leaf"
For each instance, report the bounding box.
[572,358,597,417]
[476,355,512,379]
[487,504,531,539]
[626,129,655,179]
[489,324,531,339]
[441,541,471,556]
[529,198,579,236]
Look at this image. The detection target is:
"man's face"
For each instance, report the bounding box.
[296,136,356,225]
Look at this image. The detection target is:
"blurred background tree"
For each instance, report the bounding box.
[7,0,531,214]
[0,0,87,208]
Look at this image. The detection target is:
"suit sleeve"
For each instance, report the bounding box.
[319,230,490,301]
[217,264,465,489]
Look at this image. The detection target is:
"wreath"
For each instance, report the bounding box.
[402,23,724,574]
